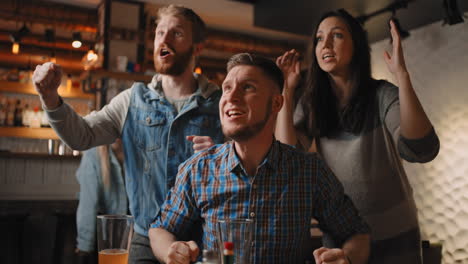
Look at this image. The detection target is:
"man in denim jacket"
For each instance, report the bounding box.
[32,5,223,264]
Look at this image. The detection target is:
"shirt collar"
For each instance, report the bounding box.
[226,139,281,175]
[147,73,219,100]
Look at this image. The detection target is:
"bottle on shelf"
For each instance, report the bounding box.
[29,106,42,128]
[41,108,49,127]
[22,103,31,127]
[14,99,23,126]
[0,98,6,126]
[6,99,15,126]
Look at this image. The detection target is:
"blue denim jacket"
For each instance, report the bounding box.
[122,81,223,236]
[76,147,127,252]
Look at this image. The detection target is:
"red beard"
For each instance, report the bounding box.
[154,45,194,76]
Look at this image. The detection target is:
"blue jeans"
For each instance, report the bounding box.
[129,232,160,264]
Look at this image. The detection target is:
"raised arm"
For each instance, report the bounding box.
[384,19,433,139]
[275,49,301,145]
[32,62,130,150]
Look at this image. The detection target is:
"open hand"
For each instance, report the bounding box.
[276,49,301,97]
[383,19,408,77]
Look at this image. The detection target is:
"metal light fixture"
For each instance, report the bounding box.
[72,32,82,48]
[443,0,464,25]
[45,29,56,42]
[17,24,30,37]
[9,24,30,55]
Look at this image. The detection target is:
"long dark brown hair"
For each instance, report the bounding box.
[299,9,376,137]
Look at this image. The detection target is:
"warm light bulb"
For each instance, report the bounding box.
[86,50,98,61]
[12,42,19,54]
[72,40,82,48]
[194,66,202,74]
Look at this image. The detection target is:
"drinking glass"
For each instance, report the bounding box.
[97,215,133,264]
[216,218,253,264]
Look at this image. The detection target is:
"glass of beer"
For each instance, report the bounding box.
[97,215,133,264]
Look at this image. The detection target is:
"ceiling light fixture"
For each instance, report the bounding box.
[443,0,465,25]
[356,0,412,25]
[9,24,30,55]
[72,32,82,48]
[45,29,56,42]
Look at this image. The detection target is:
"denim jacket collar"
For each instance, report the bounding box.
[146,73,219,102]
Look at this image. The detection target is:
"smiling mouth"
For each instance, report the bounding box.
[323,54,335,60]
[226,110,245,117]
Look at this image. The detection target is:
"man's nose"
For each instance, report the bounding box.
[158,32,172,44]
[225,86,242,102]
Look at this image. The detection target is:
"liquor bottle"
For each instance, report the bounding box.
[0,98,6,126]
[29,106,41,128]
[22,103,30,126]
[14,99,23,126]
[6,99,15,126]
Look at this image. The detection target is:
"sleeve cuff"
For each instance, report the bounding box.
[399,127,440,163]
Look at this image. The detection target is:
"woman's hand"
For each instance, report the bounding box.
[276,49,301,98]
[383,19,409,77]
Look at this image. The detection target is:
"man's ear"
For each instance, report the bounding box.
[272,94,284,113]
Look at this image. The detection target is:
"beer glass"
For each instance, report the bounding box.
[216,219,253,264]
[97,215,133,264]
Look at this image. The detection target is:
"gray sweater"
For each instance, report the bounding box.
[295,80,439,241]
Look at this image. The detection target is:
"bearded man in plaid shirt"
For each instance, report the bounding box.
[149,53,371,264]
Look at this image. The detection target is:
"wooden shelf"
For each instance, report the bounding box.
[0,80,94,100]
[81,70,153,83]
[0,127,59,140]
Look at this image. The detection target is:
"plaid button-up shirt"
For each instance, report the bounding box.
[151,140,370,263]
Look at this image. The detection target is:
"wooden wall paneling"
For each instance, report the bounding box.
[44,159,62,185]
[25,158,45,185]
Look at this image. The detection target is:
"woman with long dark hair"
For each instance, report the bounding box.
[275,9,439,264]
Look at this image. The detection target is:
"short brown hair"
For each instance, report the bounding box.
[227,53,284,92]
[156,4,206,44]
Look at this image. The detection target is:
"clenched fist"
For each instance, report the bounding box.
[32,62,63,109]
[166,241,199,264]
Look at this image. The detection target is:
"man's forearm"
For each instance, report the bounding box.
[342,234,370,264]
[149,227,177,263]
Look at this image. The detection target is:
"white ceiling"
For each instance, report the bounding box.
[48,0,308,42]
